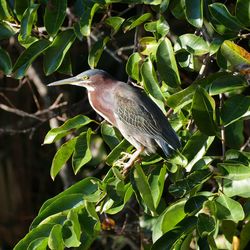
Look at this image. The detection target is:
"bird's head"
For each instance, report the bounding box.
[48,69,112,91]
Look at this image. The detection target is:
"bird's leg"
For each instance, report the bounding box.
[121,146,144,175]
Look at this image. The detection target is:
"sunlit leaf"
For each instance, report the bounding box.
[50,138,76,180]
[156,37,180,88]
[101,123,121,150]
[105,16,125,35]
[14,0,30,21]
[48,224,64,250]
[185,0,203,28]
[123,13,152,32]
[192,87,217,136]
[44,115,93,144]
[0,0,12,20]
[126,52,142,81]
[13,39,50,79]
[44,0,67,37]
[44,29,76,75]
[218,163,250,180]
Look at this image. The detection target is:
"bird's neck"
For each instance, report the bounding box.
[87,83,117,125]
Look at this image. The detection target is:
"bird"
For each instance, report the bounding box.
[48,69,181,172]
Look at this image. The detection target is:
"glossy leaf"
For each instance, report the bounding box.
[44,115,93,144]
[0,22,17,40]
[101,123,121,150]
[48,224,64,250]
[44,0,67,37]
[105,16,125,35]
[184,195,208,214]
[123,13,152,32]
[221,95,250,126]
[185,0,203,28]
[14,0,30,21]
[167,83,197,110]
[50,138,76,180]
[44,29,76,75]
[197,213,216,237]
[192,87,217,136]
[133,164,157,216]
[39,177,99,214]
[209,3,243,31]
[78,3,99,37]
[57,51,72,75]
[0,0,12,20]
[88,36,110,69]
[13,39,50,79]
[222,178,250,198]
[182,131,214,171]
[141,58,165,102]
[62,210,81,248]
[19,4,39,42]
[214,193,245,222]
[139,37,158,56]
[27,237,48,250]
[144,16,169,38]
[236,0,250,27]
[218,163,250,180]
[220,40,250,68]
[126,52,142,81]
[152,200,186,242]
[152,216,197,250]
[0,47,12,75]
[175,34,209,56]
[169,168,212,198]
[156,38,181,88]
[72,129,93,174]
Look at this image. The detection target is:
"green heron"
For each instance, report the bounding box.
[48,69,181,171]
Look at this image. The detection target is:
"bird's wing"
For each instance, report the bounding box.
[115,86,181,150]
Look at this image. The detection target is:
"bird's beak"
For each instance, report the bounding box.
[48,76,90,87]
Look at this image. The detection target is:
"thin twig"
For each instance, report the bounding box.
[240,136,250,151]
[219,94,226,160]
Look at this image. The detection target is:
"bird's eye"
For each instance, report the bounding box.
[82,75,89,80]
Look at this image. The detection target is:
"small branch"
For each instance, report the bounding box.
[240,136,250,151]
[219,94,226,160]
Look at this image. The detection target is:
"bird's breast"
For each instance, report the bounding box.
[87,88,117,126]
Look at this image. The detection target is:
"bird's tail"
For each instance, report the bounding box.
[155,139,173,158]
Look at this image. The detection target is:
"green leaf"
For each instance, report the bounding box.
[149,165,167,208]
[44,29,76,75]
[14,0,30,21]
[43,115,93,144]
[78,3,99,37]
[0,0,12,20]
[152,200,186,242]
[72,129,93,174]
[192,87,217,136]
[0,47,12,75]
[185,0,203,28]
[13,39,50,79]
[62,210,81,248]
[0,22,17,40]
[50,138,76,180]
[106,139,131,166]
[222,178,250,198]
[169,168,212,198]
[123,13,152,32]
[44,0,67,37]
[156,37,181,88]
[141,58,165,102]
[167,83,197,110]
[175,34,209,56]
[48,224,64,250]
[197,213,216,237]
[88,36,110,69]
[218,163,250,180]
[152,216,197,250]
[182,131,214,171]
[27,237,48,250]
[101,123,121,150]
[105,16,125,35]
[240,220,250,250]
[139,37,158,56]
[39,178,99,214]
[214,193,245,222]
[126,52,142,82]
[209,3,243,31]
[220,40,250,68]
[236,0,250,27]
[14,224,55,250]
[57,51,72,75]
[221,95,250,126]
[184,195,208,214]
[19,4,39,42]
[133,164,157,216]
